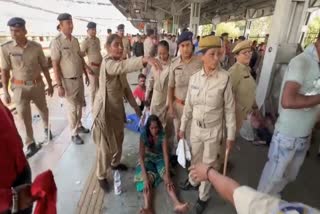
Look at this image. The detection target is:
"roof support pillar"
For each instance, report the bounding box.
[189,1,201,36]
[256,0,311,113]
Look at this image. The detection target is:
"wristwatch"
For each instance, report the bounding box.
[11,187,18,214]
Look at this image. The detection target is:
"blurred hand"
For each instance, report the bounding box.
[178,131,185,140]
[226,140,235,151]
[47,85,54,97]
[85,75,90,86]
[58,86,65,98]
[189,163,211,182]
[15,184,35,211]
[3,92,11,104]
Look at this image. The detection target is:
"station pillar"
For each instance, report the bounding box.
[256,0,310,112]
[189,1,201,36]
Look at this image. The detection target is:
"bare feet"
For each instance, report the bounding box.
[174,202,189,213]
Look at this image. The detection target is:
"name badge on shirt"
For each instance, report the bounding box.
[63,47,70,50]
[10,53,23,57]
[244,75,250,79]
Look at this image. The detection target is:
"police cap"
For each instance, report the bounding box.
[57,13,72,21]
[7,17,26,28]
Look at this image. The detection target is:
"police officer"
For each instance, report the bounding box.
[92,34,161,190]
[0,17,53,158]
[167,31,202,142]
[50,13,90,145]
[81,22,102,105]
[228,40,257,131]
[117,24,131,59]
[179,36,236,214]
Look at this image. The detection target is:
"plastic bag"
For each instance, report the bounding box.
[239,120,254,141]
[176,139,191,168]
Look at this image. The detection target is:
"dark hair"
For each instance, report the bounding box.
[146,29,155,37]
[138,73,146,80]
[107,29,112,33]
[158,40,169,51]
[106,34,121,47]
[145,115,163,139]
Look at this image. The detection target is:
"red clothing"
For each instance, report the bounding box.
[0,100,28,212]
[31,170,57,214]
[133,85,146,102]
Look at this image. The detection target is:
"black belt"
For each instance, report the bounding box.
[66,77,81,80]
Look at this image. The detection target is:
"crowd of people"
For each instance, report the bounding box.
[1,12,320,214]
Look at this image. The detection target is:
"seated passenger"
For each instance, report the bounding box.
[134,115,188,214]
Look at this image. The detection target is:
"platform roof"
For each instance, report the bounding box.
[110,0,320,29]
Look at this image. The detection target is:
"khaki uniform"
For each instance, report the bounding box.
[168,56,202,141]
[229,62,256,131]
[92,56,144,179]
[0,40,49,146]
[122,37,131,59]
[81,36,102,105]
[147,58,174,142]
[234,186,320,214]
[50,33,84,136]
[180,68,236,201]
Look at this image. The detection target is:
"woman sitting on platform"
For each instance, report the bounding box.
[134,115,189,214]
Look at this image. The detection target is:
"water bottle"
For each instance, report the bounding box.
[113,170,122,195]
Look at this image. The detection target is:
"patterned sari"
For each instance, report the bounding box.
[134,129,166,192]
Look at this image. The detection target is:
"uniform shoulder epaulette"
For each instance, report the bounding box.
[0,40,13,47]
[54,34,62,40]
[29,40,41,47]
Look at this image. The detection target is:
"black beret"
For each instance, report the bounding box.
[57,13,72,21]
[117,24,125,30]
[87,22,96,29]
[177,31,193,45]
[7,17,25,27]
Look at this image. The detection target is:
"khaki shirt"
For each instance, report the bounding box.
[229,62,256,114]
[143,37,154,57]
[168,56,202,101]
[180,68,236,141]
[80,36,102,65]
[0,40,47,81]
[122,37,131,59]
[147,58,171,95]
[234,186,320,214]
[50,33,83,78]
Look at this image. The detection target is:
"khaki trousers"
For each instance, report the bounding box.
[13,82,49,146]
[188,121,223,201]
[62,77,84,136]
[173,102,191,143]
[111,121,125,167]
[88,66,100,106]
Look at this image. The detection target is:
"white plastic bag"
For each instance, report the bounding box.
[176,139,192,168]
[239,120,254,141]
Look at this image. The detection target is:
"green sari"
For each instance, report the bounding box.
[134,129,166,192]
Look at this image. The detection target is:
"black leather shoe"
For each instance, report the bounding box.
[78,126,90,134]
[179,179,198,191]
[111,163,128,171]
[98,179,110,192]
[72,135,84,145]
[44,128,53,140]
[26,142,41,159]
[192,198,208,214]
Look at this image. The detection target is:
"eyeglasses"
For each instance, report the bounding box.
[240,50,253,55]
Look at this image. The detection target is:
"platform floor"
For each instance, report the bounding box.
[12,72,320,214]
